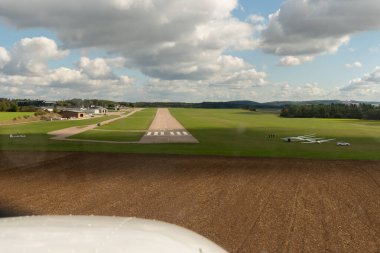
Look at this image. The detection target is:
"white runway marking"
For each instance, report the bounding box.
[154,132,158,136]
[182,132,188,136]
[160,132,164,136]
[147,132,152,136]
[176,132,182,136]
[170,132,175,136]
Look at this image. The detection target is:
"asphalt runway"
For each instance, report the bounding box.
[0,151,379,253]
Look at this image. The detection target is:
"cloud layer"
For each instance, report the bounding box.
[341,67,380,100]
[0,0,257,81]
[260,0,380,63]
[0,37,134,99]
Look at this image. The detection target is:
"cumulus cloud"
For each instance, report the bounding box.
[0,37,134,99]
[340,67,380,100]
[274,83,329,101]
[0,47,11,69]
[145,55,266,101]
[260,0,380,64]
[345,62,363,69]
[0,0,257,81]
[4,37,69,75]
[278,56,313,66]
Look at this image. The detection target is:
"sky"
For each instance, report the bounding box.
[0,0,379,102]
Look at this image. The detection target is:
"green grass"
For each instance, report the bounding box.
[0,108,379,160]
[0,115,118,135]
[98,108,156,130]
[0,112,35,122]
[68,108,156,142]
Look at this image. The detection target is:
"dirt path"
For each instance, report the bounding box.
[140,108,198,143]
[48,109,141,140]
[0,151,379,253]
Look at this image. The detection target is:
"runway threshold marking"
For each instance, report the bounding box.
[147,132,152,136]
[183,132,188,135]
[154,132,158,136]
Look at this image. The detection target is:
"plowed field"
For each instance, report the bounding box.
[0,151,379,253]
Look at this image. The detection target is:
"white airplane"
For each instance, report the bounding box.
[281,134,316,142]
[0,215,228,253]
[9,134,26,138]
[282,134,334,144]
[302,138,335,144]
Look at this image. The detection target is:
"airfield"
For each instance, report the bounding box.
[0,108,379,252]
[1,108,380,159]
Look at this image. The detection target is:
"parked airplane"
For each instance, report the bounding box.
[9,134,26,138]
[302,138,335,144]
[281,134,316,142]
[282,134,334,144]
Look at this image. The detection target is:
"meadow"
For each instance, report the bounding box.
[0,108,379,160]
[0,112,35,122]
[70,109,157,142]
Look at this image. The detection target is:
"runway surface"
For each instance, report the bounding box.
[0,151,379,253]
[140,108,198,143]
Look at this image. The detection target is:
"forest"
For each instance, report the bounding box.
[280,104,380,120]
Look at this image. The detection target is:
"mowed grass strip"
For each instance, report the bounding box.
[0,112,35,122]
[0,115,118,135]
[169,108,380,160]
[97,108,157,131]
[70,130,143,142]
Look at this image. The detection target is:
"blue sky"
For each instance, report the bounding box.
[0,0,379,102]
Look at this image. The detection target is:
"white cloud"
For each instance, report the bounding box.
[340,67,380,100]
[4,37,69,75]
[78,57,113,79]
[145,55,267,101]
[0,0,257,81]
[274,83,329,101]
[278,56,313,66]
[345,62,363,68]
[260,0,380,64]
[0,47,11,69]
[0,37,134,100]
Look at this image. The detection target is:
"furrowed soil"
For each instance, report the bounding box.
[0,151,379,253]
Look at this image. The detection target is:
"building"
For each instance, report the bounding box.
[85,106,108,115]
[59,110,86,119]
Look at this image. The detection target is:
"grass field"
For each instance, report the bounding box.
[0,108,379,160]
[69,109,157,142]
[0,112,35,122]
[97,108,156,130]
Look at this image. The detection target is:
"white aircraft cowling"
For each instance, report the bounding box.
[0,215,228,253]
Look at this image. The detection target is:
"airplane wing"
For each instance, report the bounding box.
[0,216,228,253]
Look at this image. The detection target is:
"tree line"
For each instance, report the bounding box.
[280,104,380,120]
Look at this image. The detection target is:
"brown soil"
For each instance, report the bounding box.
[0,151,379,253]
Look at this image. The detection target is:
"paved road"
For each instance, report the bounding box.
[140,108,198,143]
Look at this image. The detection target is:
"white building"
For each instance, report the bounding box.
[85,106,108,115]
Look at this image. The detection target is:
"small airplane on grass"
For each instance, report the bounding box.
[9,134,26,138]
[282,134,334,144]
